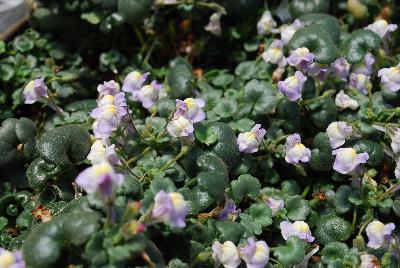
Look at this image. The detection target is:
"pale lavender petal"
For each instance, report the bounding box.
[287,48,314,73]
[378,65,400,92]
[330,57,350,81]
[278,71,307,101]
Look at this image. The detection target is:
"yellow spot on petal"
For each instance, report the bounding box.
[293,221,310,233]
[0,251,15,268]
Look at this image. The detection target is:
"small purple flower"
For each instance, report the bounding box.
[378,64,400,93]
[212,241,241,268]
[167,109,194,138]
[0,248,25,268]
[176,98,206,123]
[330,57,351,81]
[237,124,266,154]
[349,73,371,95]
[257,10,277,35]
[326,122,353,149]
[365,20,398,39]
[287,47,314,73]
[265,197,284,216]
[133,81,165,109]
[91,93,128,140]
[152,190,189,228]
[284,134,311,164]
[308,63,328,81]
[352,52,375,76]
[97,80,120,97]
[239,238,270,268]
[23,78,48,104]
[87,140,121,165]
[280,220,315,243]
[205,13,222,36]
[219,197,240,221]
[366,220,395,249]
[279,20,303,45]
[332,148,369,174]
[335,90,359,110]
[262,40,287,68]
[278,71,307,101]
[122,71,149,94]
[75,161,123,200]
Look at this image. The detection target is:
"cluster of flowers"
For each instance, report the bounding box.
[122,71,165,109]
[212,219,395,268]
[250,12,400,177]
[235,120,369,175]
[167,98,206,140]
[83,72,190,229]
[76,81,128,202]
[212,238,270,268]
[259,10,399,104]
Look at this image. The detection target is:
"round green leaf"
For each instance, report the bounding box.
[167,57,193,99]
[340,29,381,64]
[274,236,307,267]
[230,174,261,202]
[353,139,384,166]
[285,195,311,221]
[315,214,351,244]
[118,0,152,24]
[244,79,278,115]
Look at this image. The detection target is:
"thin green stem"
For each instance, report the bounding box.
[45,77,62,85]
[301,184,311,198]
[126,147,152,165]
[160,146,189,172]
[189,252,212,268]
[377,181,400,202]
[315,80,321,97]
[120,158,141,180]
[133,25,146,48]
[143,40,157,64]
[357,216,372,237]
[351,208,358,232]
[273,134,290,145]
[300,89,335,106]
[367,85,373,109]
[269,257,284,268]
[194,1,226,14]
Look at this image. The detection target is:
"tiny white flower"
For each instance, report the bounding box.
[87,140,121,165]
[365,19,398,39]
[335,90,359,110]
[332,148,369,174]
[284,134,311,164]
[257,10,277,35]
[262,40,287,68]
[366,220,395,249]
[212,241,241,268]
[273,20,303,45]
[205,13,222,36]
[326,122,353,149]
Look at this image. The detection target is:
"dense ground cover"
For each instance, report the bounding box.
[1,0,400,267]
